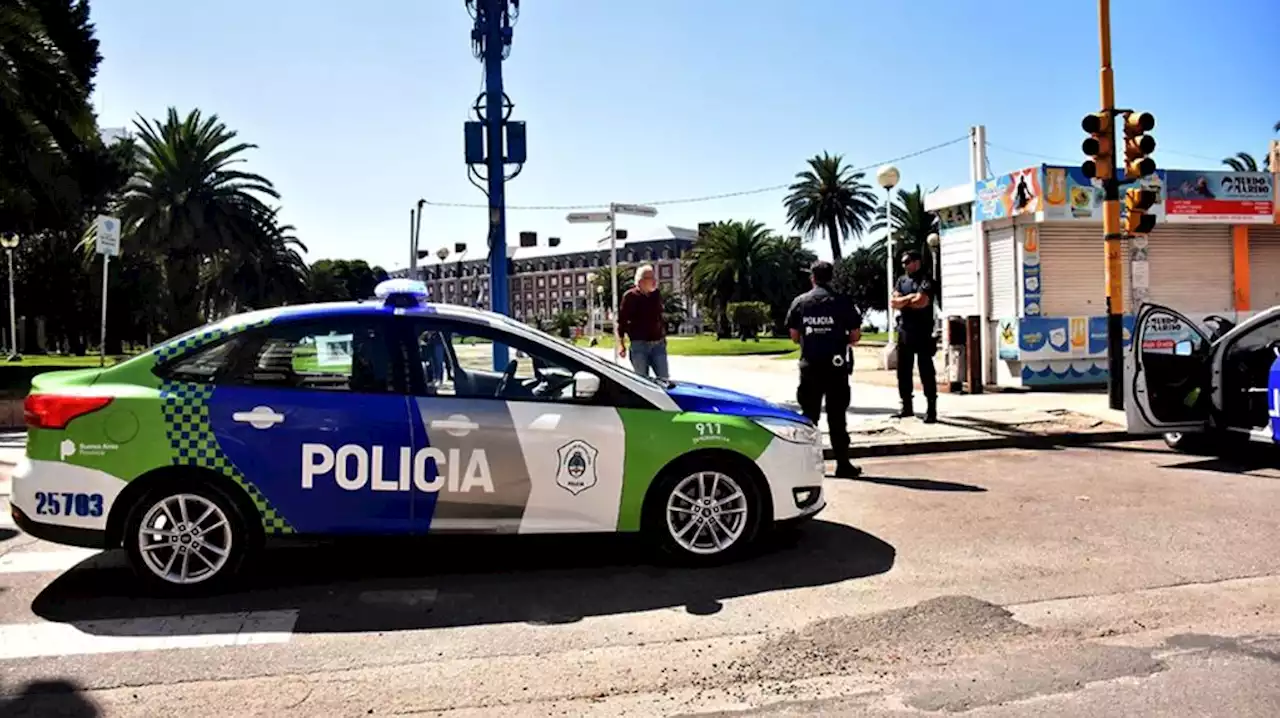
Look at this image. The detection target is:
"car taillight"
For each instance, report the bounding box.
[23,394,113,430]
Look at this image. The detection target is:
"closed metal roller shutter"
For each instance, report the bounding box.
[987,227,1017,317]
[1145,225,1233,312]
[1249,226,1280,310]
[1037,224,1131,316]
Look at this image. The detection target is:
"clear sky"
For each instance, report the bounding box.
[87,0,1278,273]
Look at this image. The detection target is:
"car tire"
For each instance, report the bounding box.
[642,456,766,566]
[123,479,250,595]
[1162,431,1216,454]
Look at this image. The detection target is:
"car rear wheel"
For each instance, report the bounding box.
[123,481,248,594]
[644,458,765,565]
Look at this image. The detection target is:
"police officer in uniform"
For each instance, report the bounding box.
[891,249,938,423]
[785,260,862,479]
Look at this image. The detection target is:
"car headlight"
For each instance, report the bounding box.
[752,416,820,444]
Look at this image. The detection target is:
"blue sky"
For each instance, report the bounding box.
[88,0,1278,272]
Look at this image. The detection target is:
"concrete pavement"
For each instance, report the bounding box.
[3,441,1280,715]
[594,349,1130,457]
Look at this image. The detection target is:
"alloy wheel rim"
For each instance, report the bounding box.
[137,493,233,585]
[665,471,748,555]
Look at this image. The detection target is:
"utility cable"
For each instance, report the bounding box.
[420,134,970,211]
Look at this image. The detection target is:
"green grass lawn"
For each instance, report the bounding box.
[568,331,890,357]
[3,354,129,368]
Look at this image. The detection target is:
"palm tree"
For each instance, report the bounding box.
[113,108,280,334]
[1222,152,1260,172]
[784,152,878,261]
[0,0,121,235]
[682,220,779,336]
[204,207,309,314]
[761,235,817,333]
[867,184,941,306]
[590,265,635,310]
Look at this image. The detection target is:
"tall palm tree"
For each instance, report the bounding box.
[113,108,280,334]
[1222,152,1260,172]
[204,206,309,314]
[784,152,878,262]
[761,235,817,332]
[0,0,119,235]
[682,220,779,336]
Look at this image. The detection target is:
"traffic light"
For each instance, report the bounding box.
[1081,112,1114,181]
[1121,111,1156,180]
[1123,186,1158,234]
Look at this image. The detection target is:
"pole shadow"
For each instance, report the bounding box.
[0,679,100,718]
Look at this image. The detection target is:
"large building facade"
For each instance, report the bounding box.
[392,226,700,328]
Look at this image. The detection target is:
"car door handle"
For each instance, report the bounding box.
[430,418,478,431]
[232,406,285,428]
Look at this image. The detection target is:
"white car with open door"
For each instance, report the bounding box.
[1126,302,1280,453]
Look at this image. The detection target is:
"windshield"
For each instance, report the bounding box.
[487,313,670,388]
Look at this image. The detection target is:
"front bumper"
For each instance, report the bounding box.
[755,435,827,521]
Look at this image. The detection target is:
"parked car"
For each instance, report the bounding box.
[10,280,826,594]
[1126,303,1280,453]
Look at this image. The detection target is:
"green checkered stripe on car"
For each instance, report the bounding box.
[159,381,295,535]
[154,316,273,363]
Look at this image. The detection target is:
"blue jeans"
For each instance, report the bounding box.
[628,338,669,379]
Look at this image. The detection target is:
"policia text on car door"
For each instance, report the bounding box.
[785,260,862,479]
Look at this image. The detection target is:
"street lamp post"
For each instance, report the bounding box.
[0,234,18,360]
[876,165,900,371]
[926,232,941,287]
[436,247,450,303]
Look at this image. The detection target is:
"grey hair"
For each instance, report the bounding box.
[635,264,655,282]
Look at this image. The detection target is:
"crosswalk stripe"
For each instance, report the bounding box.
[0,609,299,660]
[0,547,122,574]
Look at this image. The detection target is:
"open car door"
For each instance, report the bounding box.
[1125,303,1213,434]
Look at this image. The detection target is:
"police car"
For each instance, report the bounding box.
[1125,302,1280,452]
[10,280,826,592]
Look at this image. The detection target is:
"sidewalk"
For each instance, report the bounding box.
[594,350,1130,458]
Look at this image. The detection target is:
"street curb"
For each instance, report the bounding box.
[824,429,1134,459]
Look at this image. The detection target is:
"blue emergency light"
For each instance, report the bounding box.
[374,278,430,308]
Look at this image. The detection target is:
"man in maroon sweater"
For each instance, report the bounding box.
[617,264,669,379]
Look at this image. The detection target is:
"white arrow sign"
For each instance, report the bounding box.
[611,203,658,217]
[565,211,612,223]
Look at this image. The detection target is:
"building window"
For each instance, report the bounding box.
[549,276,558,287]
[536,277,545,288]
[659,264,673,279]
[577,273,586,284]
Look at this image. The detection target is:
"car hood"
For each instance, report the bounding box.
[665,380,807,423]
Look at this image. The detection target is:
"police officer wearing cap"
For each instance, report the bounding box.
[891,248,938,422]
[785,260,863,479]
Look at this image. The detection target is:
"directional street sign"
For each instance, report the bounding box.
[94,215,121,257]
[611,203,658,217]
[565,211,612,223]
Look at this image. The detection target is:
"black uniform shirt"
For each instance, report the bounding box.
[895,272,935,344]
[785,285,861,370]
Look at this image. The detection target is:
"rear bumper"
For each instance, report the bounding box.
[10,503,108,549]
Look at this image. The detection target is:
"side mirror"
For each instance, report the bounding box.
[573,371,600,399]
[1174,340,1194,357]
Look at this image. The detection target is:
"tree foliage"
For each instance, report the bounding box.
[784,152,878,262]
[682,220,815,338]
[307,259,389,302]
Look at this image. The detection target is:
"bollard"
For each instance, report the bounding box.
[964,315,983,394]
[946,316,966,393]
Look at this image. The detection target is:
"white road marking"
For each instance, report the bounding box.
[0,610,299,660]
[0,547,122,574]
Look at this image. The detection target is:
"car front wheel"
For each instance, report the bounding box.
[644,459,765,565]
[123,482,248,594]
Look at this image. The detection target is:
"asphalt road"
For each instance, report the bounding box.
[2,440,1279,717]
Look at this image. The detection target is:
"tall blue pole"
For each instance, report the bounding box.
[470,0,516,371]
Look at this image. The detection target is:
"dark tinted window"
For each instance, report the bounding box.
[222,318,394,393]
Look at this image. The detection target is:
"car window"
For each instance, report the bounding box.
[410,320,601,403]
[158,336,248,383]
[222,318,394,393]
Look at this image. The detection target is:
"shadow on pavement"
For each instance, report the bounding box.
[1165,453,1280,476]
[0,528,17,542]
[849,475,987,492]
[32,519,895,634]
[0,679,99,718]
